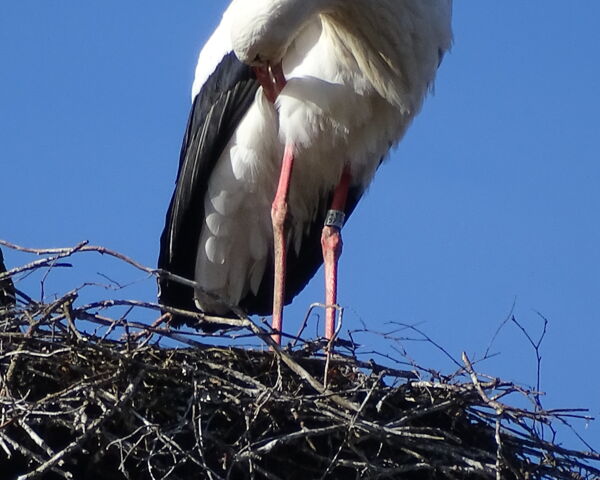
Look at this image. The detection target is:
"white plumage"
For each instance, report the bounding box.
[159,0,453,326]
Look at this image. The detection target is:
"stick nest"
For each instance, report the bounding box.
[0,242,599,479]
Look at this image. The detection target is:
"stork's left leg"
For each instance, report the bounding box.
[322,167,352,340]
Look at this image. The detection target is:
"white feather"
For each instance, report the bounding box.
[191,4,235,100]
[193,0,453,312]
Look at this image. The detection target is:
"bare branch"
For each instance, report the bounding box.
[0,240,598,479]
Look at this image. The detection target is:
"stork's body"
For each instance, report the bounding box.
[158,0,453,340]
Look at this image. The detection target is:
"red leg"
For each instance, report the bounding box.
[321,168,352,341]
[252,62,290,345]
[271,144,295,344]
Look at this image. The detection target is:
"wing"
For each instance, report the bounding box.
[160,49,371,327]
[158,51,259,325]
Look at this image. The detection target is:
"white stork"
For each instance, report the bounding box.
[158,0,453,344]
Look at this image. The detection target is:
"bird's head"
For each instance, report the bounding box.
[230,0,319,67]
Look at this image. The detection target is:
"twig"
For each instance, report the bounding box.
[1,240,598,479]
[17,371,144,480]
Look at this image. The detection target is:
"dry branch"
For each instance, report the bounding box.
[0,241,598,479]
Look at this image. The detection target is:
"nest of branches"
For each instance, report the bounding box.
[0,242,599,480]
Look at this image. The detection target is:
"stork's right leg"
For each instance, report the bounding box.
[271,144,295,344]
[253,62,290,345]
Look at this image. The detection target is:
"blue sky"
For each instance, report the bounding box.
[2,2,599,452]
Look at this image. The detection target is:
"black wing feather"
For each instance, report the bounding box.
[158,52,259,325]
